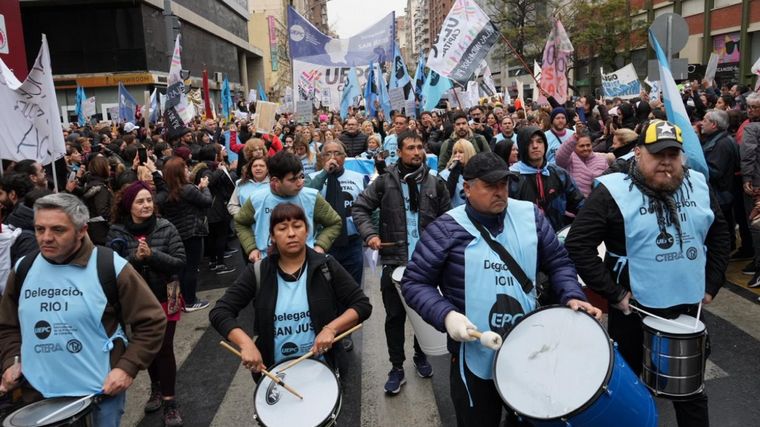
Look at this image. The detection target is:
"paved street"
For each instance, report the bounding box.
[121,251,760,427]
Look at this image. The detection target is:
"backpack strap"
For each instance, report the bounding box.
[96,246,120,322]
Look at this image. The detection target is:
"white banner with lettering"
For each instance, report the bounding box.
[0,35,66,164]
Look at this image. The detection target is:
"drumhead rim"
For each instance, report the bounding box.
[252,357,341,427]
[492,305,614,421]
[641,315,706,336]
[3,396,93,427]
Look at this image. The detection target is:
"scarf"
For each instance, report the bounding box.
[627,161,692,252]
[325,167,348,247]
[398,162,426,212]
[513,161,550,209]
[126,214,157,236]
[446,161,463,198]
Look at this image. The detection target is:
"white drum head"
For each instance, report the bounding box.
[391,267,405,284]
[254,359,340,427]
[3,397,92,427]
[642,314,705,334]
[494,307,611,419]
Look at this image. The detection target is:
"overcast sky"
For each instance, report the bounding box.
[327,0,407,38]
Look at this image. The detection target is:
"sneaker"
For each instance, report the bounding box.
[224,249,238,258]
[215,264,236,275]
[413,354,433,378]
[342,337,354,352]
[742,262,756,275]
[183,300,210,312]
[208,262,220,271]
[748,271,760,288]
[162,400,183,427]
[731,248,755,261]
[144,386,162,413]
[384,368,406,394]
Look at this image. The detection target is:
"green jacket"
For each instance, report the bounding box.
[234,191,342,254]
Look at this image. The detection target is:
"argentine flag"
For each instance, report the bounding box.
[649,30,709,179]
[340,68,360,120]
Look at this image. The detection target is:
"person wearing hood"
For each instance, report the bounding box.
[544,107,575,164]
[618,102,638,130]
[509,126,585,231]
[437,112,491,172]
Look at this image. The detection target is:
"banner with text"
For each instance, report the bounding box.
[601,64,641,99]
[426,0,499,86]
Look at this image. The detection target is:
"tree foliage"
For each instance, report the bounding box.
[486,0,558,65]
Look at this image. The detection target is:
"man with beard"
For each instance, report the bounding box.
[544,107,575,164]
[438,112,491,172]
[565,119,730,427]
[401,152,600,427]
[352,131,451,394]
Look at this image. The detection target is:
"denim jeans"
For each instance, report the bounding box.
[91,392,126,427]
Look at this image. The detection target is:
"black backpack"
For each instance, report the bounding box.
[14,247,121,325]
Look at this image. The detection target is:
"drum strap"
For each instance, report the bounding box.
[465,211,534,295]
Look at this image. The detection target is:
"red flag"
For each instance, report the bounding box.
[202,69,213,119]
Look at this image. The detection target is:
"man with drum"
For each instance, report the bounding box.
[565,120,730,427]
[0,193,166,426]
[352,130,451,394]
[401,152,601,426]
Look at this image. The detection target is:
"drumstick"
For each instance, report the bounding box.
[37,393,96,424]
[379,241,404,247]
[630,305,695,332]
[467,329,503,350]
[219,341,303,400]
[277,323,364,373]
[694,302,702,331]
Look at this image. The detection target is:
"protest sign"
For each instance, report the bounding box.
[253,101,278,133]
[0,35,66,164]
[538,20,573,105]
[426,0,499,86]
[601,64,641,99]
[295,100,313,124]
[388,87,406,111]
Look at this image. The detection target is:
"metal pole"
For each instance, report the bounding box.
[666,15,673,69]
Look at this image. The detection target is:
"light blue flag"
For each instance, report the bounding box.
[421,69,452,111]
[258,81,268,102]
[364,62,377,118]
[118,82,138,124]
[649,30,709,179]
[340,68,361,120]
[377,64,392,120]
[75,86,86,126]
[390,45,412,89]
[412,52,426,115]
[221,77,232,120]
[149,88,160,124]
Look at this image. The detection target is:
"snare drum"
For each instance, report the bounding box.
[3,397,93,427]
[253,358,341,427]
[494,306,657,427]
[642,314,707,399]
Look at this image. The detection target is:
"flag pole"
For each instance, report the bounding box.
[498,32,541,88]
[51,158,59,193]
[451,85,464,110]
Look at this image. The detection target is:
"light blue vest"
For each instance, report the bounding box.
[18,248,128,397]
[236,179,269,207]
[494,133,517,145]
[401,182,421,261]
[439,169,466,208]
[545,129,574,164]
[448,202,538,380]
[383,134,399,166]
[300,156,316,175]
[596,172,713,308]
[309,169,366,237]
[251,187,318,258]
[273,272,315,364]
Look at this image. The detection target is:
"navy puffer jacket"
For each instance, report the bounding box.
[401,202,586,354]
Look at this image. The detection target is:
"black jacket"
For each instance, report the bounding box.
[106,218,186,302]
[564,179,729,310]
[701,130,739,205]
[352,164,451,265]
[209,249,372,368]
[156,183,212,240]
[4,204,37,265]
[339,131,368,157]
[195,161,235,224]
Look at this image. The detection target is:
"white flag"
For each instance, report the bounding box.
[166,35,193,124]
[83,96,96,117]
[0,35,66,164]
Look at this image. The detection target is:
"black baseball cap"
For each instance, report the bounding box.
[463,152,516,183]
[639,119,683,153]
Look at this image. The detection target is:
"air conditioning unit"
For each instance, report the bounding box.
[213,72,224,82]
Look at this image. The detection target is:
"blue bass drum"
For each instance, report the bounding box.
[493,306,657,427]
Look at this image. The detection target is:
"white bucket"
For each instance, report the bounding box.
[392,267,449,356]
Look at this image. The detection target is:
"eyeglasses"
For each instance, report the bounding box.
[285,173,305,183]
[321,151,346,158]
